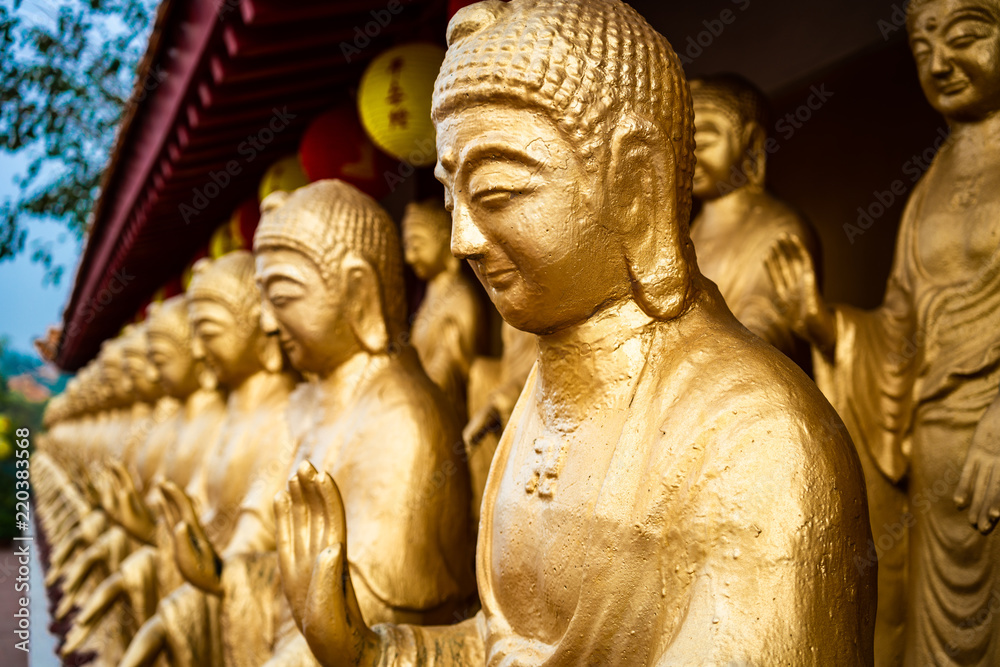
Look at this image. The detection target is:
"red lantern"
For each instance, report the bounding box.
[230,196,261,250]
[298,104,396,201]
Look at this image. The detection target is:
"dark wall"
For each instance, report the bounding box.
[625,0,944,310]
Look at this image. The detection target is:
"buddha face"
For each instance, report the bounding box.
[692,106,743,200]
[255,248,355,376]
[909,0,1000,120]
[188,299,261,387]
[402,217,447,280]
[435,104,631,335]
[100,350,132,404]
[124,341,160,400]
[147,335,196,398]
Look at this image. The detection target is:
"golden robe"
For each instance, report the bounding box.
[373,283,875,665]
[815,170,1000,666]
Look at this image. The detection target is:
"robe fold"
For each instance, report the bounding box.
[813,169,1000,666]
[375,284,875,665]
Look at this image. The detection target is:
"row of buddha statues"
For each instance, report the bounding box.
[31,0,1000,665]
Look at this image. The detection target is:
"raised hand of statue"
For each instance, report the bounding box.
[765,233,837,357]
[463,402,503,448]
[274,461,378,666]
[955,394,1000,535]
[159,480,223,595]
[108,462,156,544]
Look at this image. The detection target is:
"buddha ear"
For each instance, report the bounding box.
[341,254,389,354]
[741,120,767,189]
[606,115,692,320]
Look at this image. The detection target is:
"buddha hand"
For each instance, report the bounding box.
[275,461,378,666]
[464,402,503,448]
[108,462,156,543]
[956,395,1000,535]
[160,481,223,595]
[62,572,126,655]
[765,233,837,357]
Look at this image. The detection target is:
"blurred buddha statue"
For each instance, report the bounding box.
[768,1,1000,663]
[249,180,475,666]
[403,198,483,419]
[274,2,875,665]
[61,292,227,660]
[109,252,296,667]
[690,73,819,364]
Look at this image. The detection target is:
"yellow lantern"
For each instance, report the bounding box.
[357,43,445,167]
[209,220,235,258]
[259,154,310,201]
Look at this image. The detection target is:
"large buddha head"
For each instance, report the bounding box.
[908,0,1000,121]
[146,295,200,399]
[690,74,769,200]
[186,251,282,389]
[432,0,697,335]
[254,179,406,377]
[402,198,458,280]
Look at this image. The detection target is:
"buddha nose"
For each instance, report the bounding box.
[930,46,953,78]
[450,203,488,260]
[259,300,279,336]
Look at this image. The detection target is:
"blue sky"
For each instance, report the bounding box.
[0,150,82,356]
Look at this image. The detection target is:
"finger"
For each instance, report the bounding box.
[162,482,198,527]
[288,471,308,564]
[304,545,347,662]
[273,490,292,552]
[153,487,177,528]
[977,464,1000,534]
[299,463,326,551]
[318,473,347,547]
[274,490,296,587]
[324,473,348,542]
[955,457,979,509]
[764,252,785,295]
[988,465,1000,523]
[969,464,991,528]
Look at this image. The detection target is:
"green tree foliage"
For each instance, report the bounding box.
[0,0,159,284]
[0,339,46,542]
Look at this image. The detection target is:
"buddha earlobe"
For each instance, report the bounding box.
[342,255,389,355]
[608,117,692,321]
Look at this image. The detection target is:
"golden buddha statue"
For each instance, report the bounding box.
[689,74,819,363]
[61,293,212,658]
[403,198,483,417]
[100,252,295,667]
[767,1,1000,663]
[46,341,134,583]
[119,179,477,667]
[275,2,875,665]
